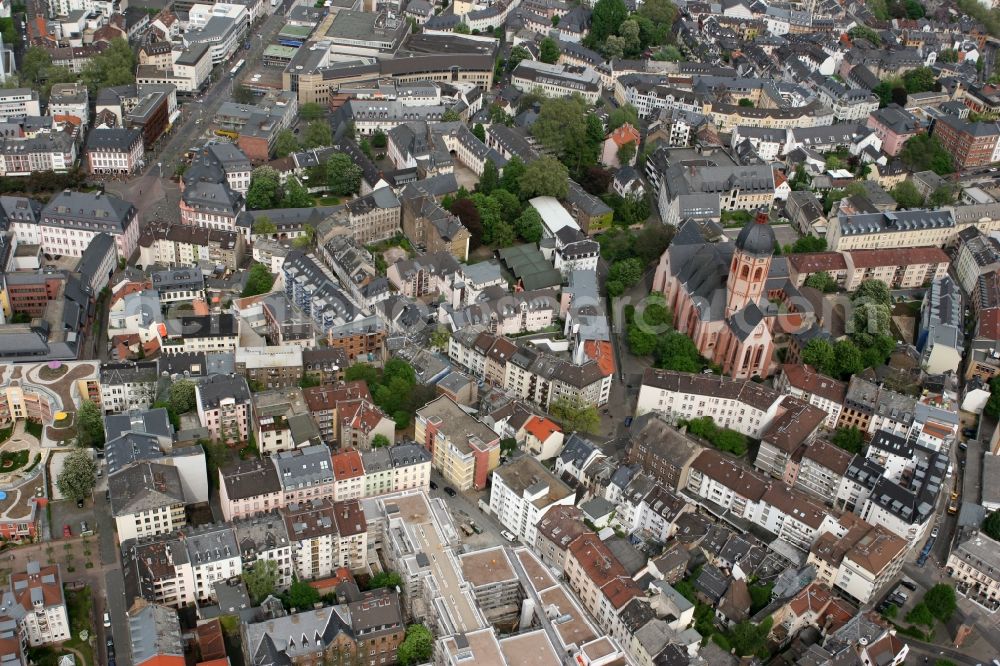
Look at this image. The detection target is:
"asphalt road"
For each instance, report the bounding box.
[95,489,131,666]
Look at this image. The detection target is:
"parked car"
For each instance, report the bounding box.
[501,530,517,542]
[76,498,84,508]
[931,526,939,538]
[444,487,457,497]
[62,525,71,538]
[429,481,438,490]
[103,612,111,628]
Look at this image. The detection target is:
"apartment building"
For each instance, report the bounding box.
[1,562,70,647]
[947,530,1000,608]
[386,252,461,299]
[219,458,283,521]
[415,396,500,491]
[0,132,77,177]
[195,373,253,444]
[955,225,1000,294]
[233,512,294,590]
[331,449,365,501]
[458,547,522,627]
[325,188,402,246]
[137,220,245,271]
[534,505,589,572]
[158,314,239,355]
[252,387,320,455]
[235,346,304,391]
[303,381,373,445]
[564,533,642,645]
[109,462,187,542]
[774,364,847,430]
[185,524,243,602]
[657,163,775,227]
[825,210,955,252]
[809,516,908,605]
[150,267,205,304]
[85,128,144,176]
[0,89,41,117]
[273,445,335,506]
[489,456,575,546]
[281,498,368,579]
[100,362,159,414]
[841,247,950,291]
[39,190,140,260]
[624,413,703,491]
[794,439,854,503]
[753,397,828,479]
[511,61,601,103]
[932,115,1000,170]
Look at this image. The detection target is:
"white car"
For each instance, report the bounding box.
[103,612,111,628]
[500,530,517,542]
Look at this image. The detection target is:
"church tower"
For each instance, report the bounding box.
[726,210,775,317]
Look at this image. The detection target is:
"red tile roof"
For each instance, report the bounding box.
[608,123,640,147]
[847,247,949,269]
[332,450,364,480]
[786,252,847,274]
[584,340,615,377]
[523,415,561,442]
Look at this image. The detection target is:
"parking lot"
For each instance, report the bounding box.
[49,496,97,541]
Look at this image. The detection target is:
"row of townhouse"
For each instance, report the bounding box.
[218,442,431,521]
[784,247,950,293]
[449,327,613,410]
[121,501,366,608]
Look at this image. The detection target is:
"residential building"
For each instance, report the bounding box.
[109,461,186,543]
[774,364,847,429]
[489,456,575,545]
[414,396,500,491]
[564,533,642,644]
[273,445,335,506]
[511,61,601,103]
[625,412,704,491]
[281,498,367,578]
[128,602,184,666]
[948,530,1000,607]
[1,562,70,647]
[534,505,589,572]
[85,128,144,176]
[235,346,304,391]
[252,387,320,455]
[39,190,140,260]
[158,314,239,355]
[99,361,159,414]
[809,516,908,605]
[195,373,253,444]
[219,458,283,521]
[932,115,1000,170]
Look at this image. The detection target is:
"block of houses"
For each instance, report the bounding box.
[414,396,500,491]
[0,562,70,647]
[489,456,575,545]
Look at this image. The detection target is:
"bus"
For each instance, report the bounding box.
[230,58,245,77]
[279,38,303,47]
[214,129,239,140]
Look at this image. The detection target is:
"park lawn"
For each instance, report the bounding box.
[316,195,340,206]
[64,587,95,666]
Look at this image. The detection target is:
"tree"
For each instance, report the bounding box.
[472,123,486,143]
[168,379,197,415]
[900,134,954,175]
[442,108,461,122]
[983,510,1000,540]
[519,155,569,200]
[514,207,544,243]
[890,180,924,208]
[293,224,315,249]
[903,66,939,94]
[273,129,299,158]
[923,584,957,622]
[617,141,637,166]
[57,449,97,502]
[345,363,380,386]
[302,120,333,148]
[507,45,531,72]
[282,178,313,208]
[76,400,105,448]
[550,395,600,433]
[849,25,882,45]
[371,129,388,148]
[531,95,600,173]
[834,339,865,377]
[247,165,282,210]
[637,0,677,27]
[500,155,527,193]
[367,571,403,589]
[244,560,279,604]
[491,189,522,223]
[801,339,836,377]
[607,258,643,296]
[729,619,772,658]
[749,582,773,614]
[655,332,704,372]
[299,102,325,121]
[80,38,135,94]
[607,105,639,133]
[429,326,451,350]
[371,434,391,448]
[283,578,320,610]
[454,22,471,34]
[323,152,363,196]
[478,159,499,195]
[253,216,277,235]
[785,235,828,254]
[398,624,434,666]
[450,198,484,249]
[854,279,891,307]
[804,271,837,293]
[937,48,958,63]
[540,37,560,64]
[232,84,255,104]
[928,184,957,207]
[242,262,276,297]
[588,0,628,45]
[905,602,935,627]
[580,166,613,195]
[832,426,864,454]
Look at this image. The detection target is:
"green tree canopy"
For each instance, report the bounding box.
[302,120,333,148]
[540,37,560,64]
[801,338,837,377]
[900,134,954,175]
[244,560,279,605]
[247,166,282,210]
[253,216,277,235]
[531,95,600,174]
[607,258,644,297]
[923,584,957,622]
[242,263,276,297]
[283,578,320,610]
[298,102,325,121]
[550,395,600,433]
[367,571,403,589]
[57,449,97,501]
[273,130,299,158]
[322,152,363,196]
[983,510,1000,540]
[804,271,837,293]
[514,207,544,243]
[80,38,135,94]
[519,155,570,200]
[588,0,628,44]
[282,178,313,208]
[607,104,639,132]
[398,624,434,666]
[371,434,391,448]
[832,426,864,454]
[168,379,198,415]
[478,159,499,195]
[76,400,105,449]
[890,180,924,208]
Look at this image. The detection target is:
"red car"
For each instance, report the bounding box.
[62,525,71,538]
